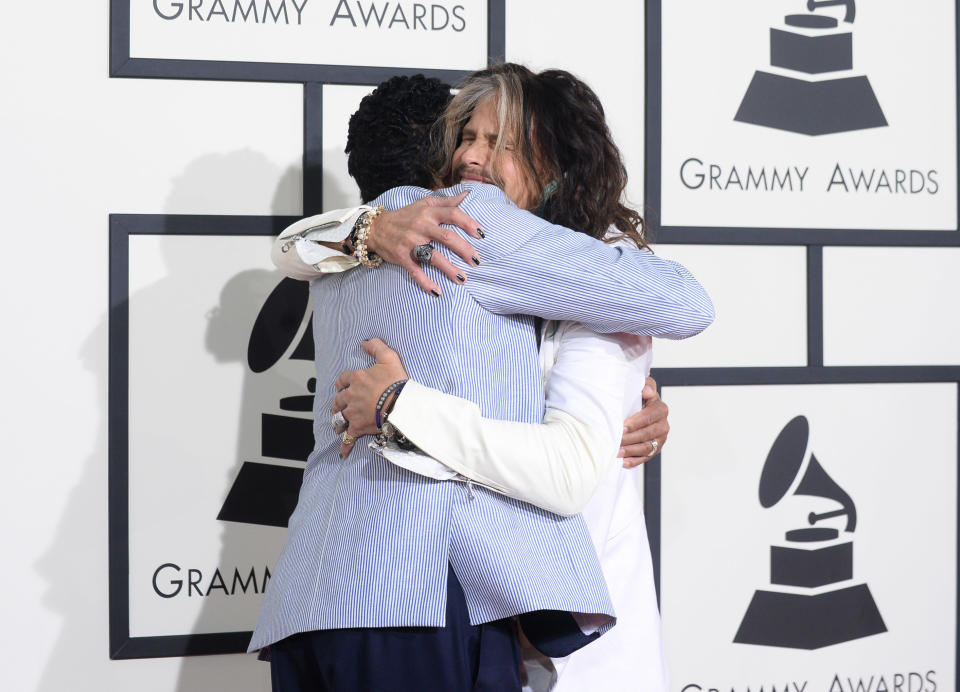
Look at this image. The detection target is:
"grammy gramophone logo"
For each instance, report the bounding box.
[217,278,315,528]
[734,415,887,649]
[735,0,887,135]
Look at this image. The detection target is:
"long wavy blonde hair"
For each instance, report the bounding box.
[430,63,647,248]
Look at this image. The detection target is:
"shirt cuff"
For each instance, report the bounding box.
[384,381,489,476]
[278,206,373,242]
[369,438,459,482]
[282,206,373,272]
[387,380,448,444]
[295,238,360,272]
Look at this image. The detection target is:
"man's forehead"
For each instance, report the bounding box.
[463,104,503,139]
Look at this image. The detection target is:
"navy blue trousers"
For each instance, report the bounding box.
[269,566,522,692]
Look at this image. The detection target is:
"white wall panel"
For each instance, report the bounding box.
[3,73,302,220]
[824,247,960,366]
[505,0,645,208]
[652,245,807,368]
[660,0,957,231]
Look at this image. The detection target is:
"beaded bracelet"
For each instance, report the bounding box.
[353,205,384,268]
[342,207,370,254]
[375,379,408,430]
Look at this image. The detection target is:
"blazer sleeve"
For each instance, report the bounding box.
[452,185,715,339]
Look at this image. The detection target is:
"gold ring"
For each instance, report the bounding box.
[342,432,357,445]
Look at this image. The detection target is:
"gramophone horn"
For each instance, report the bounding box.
[247,278,311,373]
[795,454,857,532]
[759,416,810,508]
[759,415,858,532]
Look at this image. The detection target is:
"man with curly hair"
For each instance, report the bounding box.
[345,74,453,202]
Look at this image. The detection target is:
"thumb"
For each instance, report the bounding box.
[642,376,658,401]
[362,338,398,364]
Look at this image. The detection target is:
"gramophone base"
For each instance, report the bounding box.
[771,540,852,588]
[770,27,852,74]
[734,583,887,649]
[734,71,887,135]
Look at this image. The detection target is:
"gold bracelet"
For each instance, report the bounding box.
[354,205,384,268]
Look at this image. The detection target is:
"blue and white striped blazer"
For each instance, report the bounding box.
[249,183,713,651]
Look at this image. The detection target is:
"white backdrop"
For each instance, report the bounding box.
[0,1,956,691]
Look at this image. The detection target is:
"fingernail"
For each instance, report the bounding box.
[456,273,466,283]
[617,448,626,458]
[472,256,481,266]
[477,227,486,239]
[431,289,440,297]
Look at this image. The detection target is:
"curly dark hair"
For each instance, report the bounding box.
[345,75,453,202]
[433,64,646,248]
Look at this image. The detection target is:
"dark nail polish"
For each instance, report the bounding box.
[456,273,466,283]
[431,289,440,297]
[472,256,481,266]
[477,227,486,239]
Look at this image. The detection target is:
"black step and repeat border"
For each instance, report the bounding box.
[645,0,960,685]
[107,1,959,675]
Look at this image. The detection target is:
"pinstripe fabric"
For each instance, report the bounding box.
[249,183,713,651]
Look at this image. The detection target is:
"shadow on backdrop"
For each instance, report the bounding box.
[34,149,300,692]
